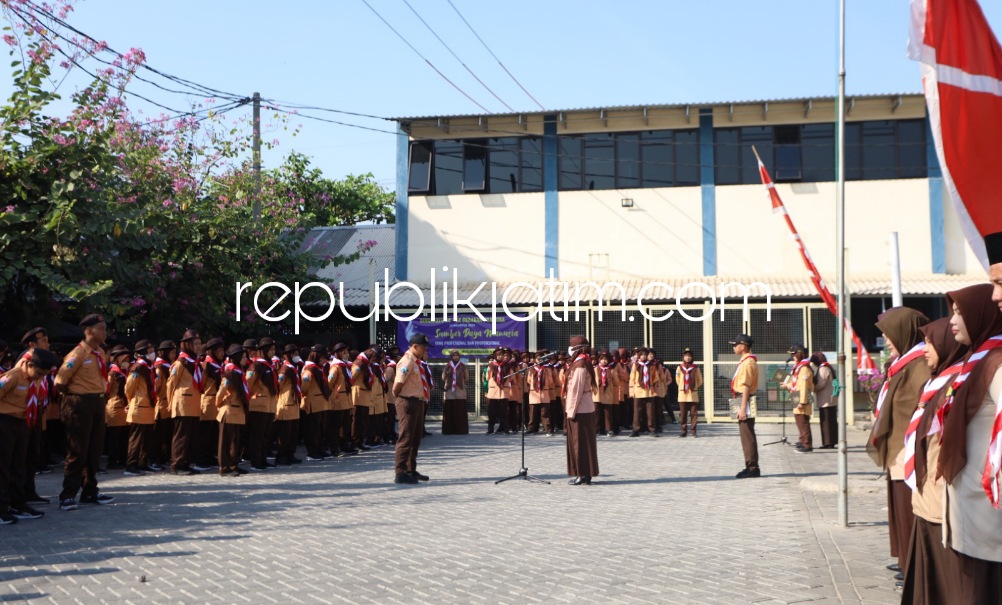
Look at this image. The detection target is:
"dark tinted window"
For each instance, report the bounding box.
[583,133,615,190]
[560,136,583,191]
[408,141,433,192]
[617,133,640,189]
[463,140,487,192]
[674,129,700,186]
[801,123,835,182]
[862,121,896,180]
[714,128,740,185]
[641,130,674,187]
[487,137,519,193]
[520,137,543,192]
[897,120,926,179]
[433,141,463,196]
[740,127,772,184]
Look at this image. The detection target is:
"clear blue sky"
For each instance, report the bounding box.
[4,0,1002,189]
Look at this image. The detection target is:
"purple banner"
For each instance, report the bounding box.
[397,316,526,359]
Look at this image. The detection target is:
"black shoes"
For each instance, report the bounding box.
[629,432,640,438]
[171,467,200,476]
[10,505,44,520]
[886,563,901,572]
[80,493,115,505]
[394,473,418,485]
[568,476,591,485]
[410,471,430,482]
[894,572,904,580]
[26,494,49,505]
[735,468,762,479]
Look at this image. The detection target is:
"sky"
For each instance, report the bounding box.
[3,0,1002,190]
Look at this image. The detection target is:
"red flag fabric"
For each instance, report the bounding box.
[756,157,876,372]
[910,0,1002,268]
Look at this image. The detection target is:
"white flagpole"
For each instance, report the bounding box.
[836,0,850,528]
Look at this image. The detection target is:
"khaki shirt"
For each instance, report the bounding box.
[105,366,129,427]
[527,366,550,405]
[486,361,506,399]
[594,366,619,404]
[676,364,703,403]
[55,341,108,395]
[0,367,30,419]
[125,365,156,425]
[394,351,427,403]
[200,360,224,421]
[350,361,376,410]
[276,363,301,421]
[301,363,330,414]
[733,354,759,395]
[154,359,171,420]
[215,368,248,425]
[167,357,201,418]
[246,359,278,414]
[791,362,814,415]
[630,362,659,399]
[328,362,354,411]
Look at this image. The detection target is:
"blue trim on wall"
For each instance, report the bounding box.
[544,115,559,278]
[699,108,717,276]
[927,119,945,274]
[395,126,409,281]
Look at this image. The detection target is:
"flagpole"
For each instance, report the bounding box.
[836,0,850,528]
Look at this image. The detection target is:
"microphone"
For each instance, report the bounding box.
[537,351,558,363]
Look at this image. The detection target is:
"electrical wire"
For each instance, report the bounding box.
[400,0,513,112]
[446,0,545,110]
[358,0,492,114]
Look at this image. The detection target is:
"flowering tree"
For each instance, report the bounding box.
[0,1,393,341]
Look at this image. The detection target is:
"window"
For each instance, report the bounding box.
[801,123,835,182]
[774,125,802,181]
[616,133,640,189]
[862,121,896,180]
[583,133,615,190]
[462,140,487,192]
[844,119,926,180]
[641,130,674,187]
[674,129,700,186]
[714,128,740,185]
[559,136,583,191]
[408,141,433,192]
[897,120,926,179]
[433,141,463,196]
[740,127,772,185]
[487,137,519,193]
[558,129,699,191]
[520,137,543,192]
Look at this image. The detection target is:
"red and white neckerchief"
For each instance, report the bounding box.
[489,360,504,386]
[178,352,203,394]
[598,365,610,388]
[371,360,388,392]
[731,354,758,397]
[533,364,546,391]
[638,361,651,389]
[874,342,927,419]
[224,362,250,397]
[679,363,696,393]
[984,378,1002,508]
[106,363,127,398]
[330,357,352,389]
[354,353,374,389]
[448,360,462,392]
[133,358,157,403]
[903,361,963,491]
[932,335,1002,439]
[789,360,812,391]
[385,357,397,369]
[418,358,432,400]
[283,361,302,399]
[87,343,108,381]
[252,357,279,393]
[25,377,40,429]
[153,356,167,378]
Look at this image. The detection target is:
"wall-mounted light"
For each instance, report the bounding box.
[621,198,634,208]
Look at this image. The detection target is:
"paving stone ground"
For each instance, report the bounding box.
[2,419,903,604]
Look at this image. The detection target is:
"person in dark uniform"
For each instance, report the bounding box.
[564,336,599,485]
[392,334,432,485]
[14,327,55,503]
[55,314,116,510]
[167,330,204,476]
[441,350,469,435]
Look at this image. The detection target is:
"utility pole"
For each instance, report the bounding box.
[252,92,262,222]
[835,0,849,528]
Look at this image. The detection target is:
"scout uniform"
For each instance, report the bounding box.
[124,341,157,474]
[327,344,356,456]
[104,346,131,470]
[167,331,204,475]
[274,345,302,465]
[787,345,815,453]
[564,337,599,484]
[55,314,114,508]
[392,335,432,484]
[526,354,550,434]
[441,352,469,435]
[151,341,176,469]
[300,347,331,460]
[629,356,659,437]
[245,339,278,470]
[14,328,54,503]
[675,349,703,437]
[731,334,761,478]
[485,350,508,434]
[615,350,630,431]
[215,345,249,477]
[594,355,619,437]
[350,351,377,449]
[196,338,226,470]
[380,357,397,444]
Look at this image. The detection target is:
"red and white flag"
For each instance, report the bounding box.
[909,0,1002,269]
[755,153,876,373]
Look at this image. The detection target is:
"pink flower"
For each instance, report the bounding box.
[4,205,14,213]
[3,34,17,46]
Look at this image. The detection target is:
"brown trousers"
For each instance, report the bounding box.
[126,423,153,469]
[274,419,299,462]
[152,417,172,465]
[351,405,370,447]
[887,478,916,571]
[59,394,106,501]
[0,414,28,511]
[442,399,469,435]
[23,418,42,497]
[394,397,425,475]
[633,398,656,433]
[196,420,218,467]
[486,398,507,433]
[506,400,521,432]
[901,518,962,605]
[552,398,564,431]
[218,422,243,474]
[171,416,199,471]
[598,403,617,434]
[246,411,273,467]
[738,418,759,470]
[795,414,813,449]
[326,409,352,453]
[540,401,555,434]
[526,404,542,433]
[301,411,324,458]
[819,406,837,447]
[105,425,128,467]
[679,402,698,435]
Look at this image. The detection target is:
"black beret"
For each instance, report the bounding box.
[79,314,105,329]
[134,339,154,353]
[157,340,177,352]
[204,337,225,350]
[21,327,46,345]
[26,348,58,371]
[226,344,244,358]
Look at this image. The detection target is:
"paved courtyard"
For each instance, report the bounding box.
[2,420,902,604]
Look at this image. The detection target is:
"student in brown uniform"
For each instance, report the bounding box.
[526,350,550,434]
[553,353,567,433]
[14,328,55,502]
[55,314,115,510]
[651,350,671,433]
[0,348,58,523]
[630,348,659,438]
[441,350,469,435]
[151,340,176,470]
[564,336,599,485]
[124,340,157,476]
[195,338,225,471]
[274,344,303,465]
[215,344,250,477]
[595,352,619,437]
[731,334,761,479]
[786,344,815,453]
[502,349,520,433]
[366,347,388,446]
[485,348,507,435]
[350,347,378,451]
[937,284,1002,603]
[866,307,930,577]
[300,345,331,461]
[391,334,432,485]
[103,345,132,471]
[327,343,357,456]
[168,330,205,476]
[246,339,278,470]
[811,353,836,449]
[615,349,630,432]
[382,349,399,445]
[676,348,702,438]
[899,317,966,603]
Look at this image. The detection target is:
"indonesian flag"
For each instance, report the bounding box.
[910,0,1002,268]
[754,151,876,372]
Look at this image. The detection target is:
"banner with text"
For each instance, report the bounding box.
[397,316,526,359]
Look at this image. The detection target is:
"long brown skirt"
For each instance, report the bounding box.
[901,518,961,605]
[565,412,599,478]
[441,399,469,435]
[887,478,915,570]
[958,551,1002,605]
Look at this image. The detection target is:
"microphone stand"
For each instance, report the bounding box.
[495,353,558,485]
[765,359,794,447]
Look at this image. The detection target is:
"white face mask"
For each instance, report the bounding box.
[146,352,156,362]
[292,355,303,364]
[568,346,577,357]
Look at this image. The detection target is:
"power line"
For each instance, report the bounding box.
[399,0,513,112]
[446,0,545,110]
[271,107,401,135]
[358,0,492,114]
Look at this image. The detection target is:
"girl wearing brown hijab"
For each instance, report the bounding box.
[899,317,967,605]
[937,284,1002,605]
[867,306,931,578]
[564,336,599,485]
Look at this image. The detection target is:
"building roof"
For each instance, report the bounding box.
[389,92,923,122]
[300,224,395,295]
